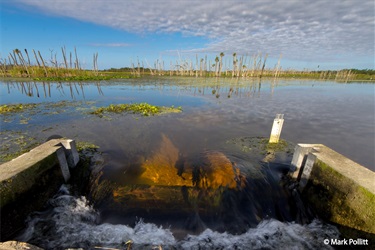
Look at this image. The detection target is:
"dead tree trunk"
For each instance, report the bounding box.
[38,50,49,76]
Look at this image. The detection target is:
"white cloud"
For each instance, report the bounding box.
[13,0,375,65]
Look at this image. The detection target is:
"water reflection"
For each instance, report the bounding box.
[0,78,373,170]
[1,77,286,107]
[3,81,103,101]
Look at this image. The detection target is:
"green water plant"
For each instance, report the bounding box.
[0,103,38,114]
[90,103,182,117]
[0,131,39,163]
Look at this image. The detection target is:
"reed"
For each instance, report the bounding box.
[2,48,372,82]
[0,47,104,80]
[124,52,277,79]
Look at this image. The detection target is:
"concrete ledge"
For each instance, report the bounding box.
[0,139,79,240]
[291,144,375,234]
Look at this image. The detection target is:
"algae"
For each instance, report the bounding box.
[0,131,39,163]
[0,103,38,114]
[90,103,182,117]
[302,160,375,234]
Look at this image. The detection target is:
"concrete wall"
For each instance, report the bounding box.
[0,139,79,240]
[291,144,375,234]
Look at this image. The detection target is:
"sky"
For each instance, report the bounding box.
[0,0,374,70]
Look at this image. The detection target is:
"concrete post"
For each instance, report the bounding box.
[269,114,284,143]
[298,152,317,191]
[56,147,71,182]
[290,144,315,179]
[60,139,80,168]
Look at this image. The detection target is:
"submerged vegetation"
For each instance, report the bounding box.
[0,131,39,163]
[90,103,182,117]
[0,100,96,125]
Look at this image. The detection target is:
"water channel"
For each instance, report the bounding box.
[0,77,374,249]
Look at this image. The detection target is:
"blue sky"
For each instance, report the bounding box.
[1,0,374,70]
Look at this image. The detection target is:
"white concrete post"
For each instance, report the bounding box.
[56,147,71,182]
[61,139,80,168]
[269,114,284,143]
[291,144,314,179]
[298,152,317,191]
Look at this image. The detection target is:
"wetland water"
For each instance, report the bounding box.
[0,78,374,249]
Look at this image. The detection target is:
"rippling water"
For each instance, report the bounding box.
[17,185,339,250]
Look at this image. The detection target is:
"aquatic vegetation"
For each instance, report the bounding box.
[90,103,182,117]
[0,100,96,125]
[262,138,289,151]
[0,103,38,114]
[228,137,290,152]
[0,131,39,163]
[226,137,294,164]
[76,141,100,153]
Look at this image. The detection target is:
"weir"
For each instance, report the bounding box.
[0,138,374,247]
[291,143,375,234]
[0,139,79,240]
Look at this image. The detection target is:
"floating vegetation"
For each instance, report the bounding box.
[76,141,100,153]
[227,137,292,153]
[0,131,39,163]
[0,101,96,125]
[260,138,289,151]
[90,103,182,117]
[0,103,38,114]
[226,137,295,163]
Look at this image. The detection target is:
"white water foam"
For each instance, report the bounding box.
[18,185,339,249]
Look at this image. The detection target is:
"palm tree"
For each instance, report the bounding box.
[232,53,237,77]
[215,56,219,76]
[200,58,204,76]
[219,52,224,77]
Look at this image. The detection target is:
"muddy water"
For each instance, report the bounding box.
[1,78,374,248]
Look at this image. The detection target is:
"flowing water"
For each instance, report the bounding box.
[16,185,339,249]
[1,77,374,249]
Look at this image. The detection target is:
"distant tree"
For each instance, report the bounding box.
[219,52,224,76]
[215,56,219,76]
[232,53,237,77]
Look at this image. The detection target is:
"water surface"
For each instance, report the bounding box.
[1,77,374,169]
[1,77,374,248]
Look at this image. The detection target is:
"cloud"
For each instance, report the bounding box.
[13,0,375,64]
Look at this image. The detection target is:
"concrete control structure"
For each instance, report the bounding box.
[0,139,79,240]
[291,144,375,234]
